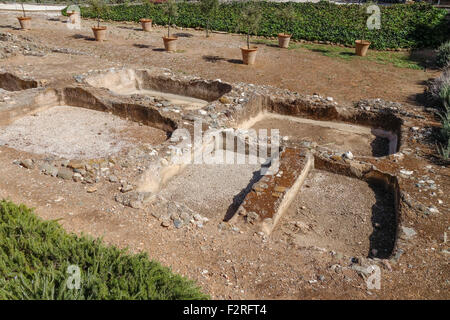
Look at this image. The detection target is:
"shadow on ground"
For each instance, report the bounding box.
[368,180,397,259]
[223,169,264,222]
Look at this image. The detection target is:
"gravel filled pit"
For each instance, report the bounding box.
[277,169,397,258]
[0,105,167,159]
[250,114,392,157]
[158,151,266,219]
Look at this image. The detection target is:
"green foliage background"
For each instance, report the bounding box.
[71,2,450,50]
[0,200,208,300]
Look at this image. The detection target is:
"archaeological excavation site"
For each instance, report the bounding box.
[0,3,448,301]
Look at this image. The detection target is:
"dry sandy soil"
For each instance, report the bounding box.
[0,12,448,300]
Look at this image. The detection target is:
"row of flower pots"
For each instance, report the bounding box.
[15,15,371,65]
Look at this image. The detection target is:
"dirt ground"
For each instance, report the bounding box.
[250,115,390,157]
[0,12,438,107]
[0,13,449,300]
[277,170,396,258]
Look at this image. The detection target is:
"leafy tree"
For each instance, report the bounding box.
[237,1,262,49]
[88,0,109,28]
[199,0,219,38]
[277,3,296,36]
[143,0,155,19]
[163,0,178,38]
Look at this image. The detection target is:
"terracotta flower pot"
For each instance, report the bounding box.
[240,46,258,65]
[163,36,178,52]
[140,18,152,32]
[17,16,31,30]
[92,26,107,42]
[278,33,291,48]
[355,40,371,57]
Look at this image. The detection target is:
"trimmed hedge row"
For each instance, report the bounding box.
[76,2,449,50]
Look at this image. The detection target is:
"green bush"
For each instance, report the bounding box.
[437,40,450,68]
[0,200,208,300]
[74,2,449,50]
[438,85,450,159]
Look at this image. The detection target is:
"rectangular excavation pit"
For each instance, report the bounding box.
[278,169,398,259]
[157,151,268,219]
[84,69,232,110]
[241,113,397,157]
[0,88,177,160]
[0,72,39,91]
[0,105,168,159]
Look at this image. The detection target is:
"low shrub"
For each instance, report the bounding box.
[0,200,208,300]
[74,2,449,50]
[437,85,450,159]
[427,67,450,107]
[437,40,450,68]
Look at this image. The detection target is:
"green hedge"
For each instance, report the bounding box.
[75,2,449,50]
[0,200,208,300]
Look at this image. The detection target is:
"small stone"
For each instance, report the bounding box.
[246,211,260,224]
[401,226,417,239]
[173,219,183,229]
[109,175,118,183]
[295,221,309,233]
[129,200,143,209]
[57,168,73,180]
[274,186,287,193]
[86,186,97,193]
[74,168,87,176]
[400,169,413,176]
[73,173,83,182]
[21,159,34,169]
[219,96,231,104]
[330,264,342,274]
[40,163,58,177]
[68,160,85,170]
[343,151,354,160]
[161,221,170,227]
[428,206,439,214]
[121,183,133,193]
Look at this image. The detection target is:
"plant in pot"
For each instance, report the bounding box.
[199,0,219,38]
[237,1,262,65]
[277,4,295,48]
[89,0,109,42]
[162,0,179,51]
[17,0,31,30]
[355,2,377,57]
[140,0,154,32]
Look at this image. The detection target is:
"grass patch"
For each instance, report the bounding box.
[302,43,424,70]
[250,39,424,69]
[0,200,208,300]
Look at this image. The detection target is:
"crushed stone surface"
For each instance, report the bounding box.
[0,105,166,159]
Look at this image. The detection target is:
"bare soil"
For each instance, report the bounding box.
[250,115,390,157]
[277,170,396,258]
[0,105,167,159]
[0,13,438,107]
[0,13,448,300]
